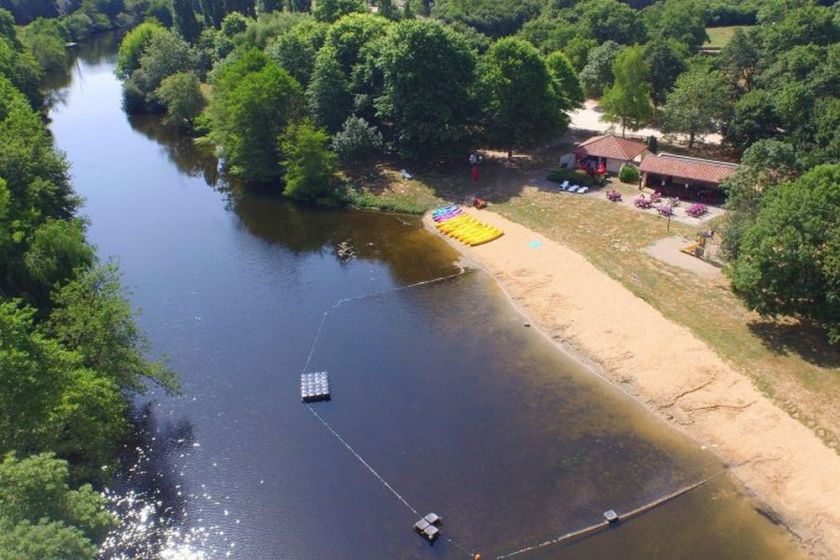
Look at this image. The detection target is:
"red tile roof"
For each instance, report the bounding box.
[640,153,738,185]
[576,134,649,161]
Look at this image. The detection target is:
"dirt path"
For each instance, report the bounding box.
[424,207,840,559]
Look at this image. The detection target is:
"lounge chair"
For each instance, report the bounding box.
[568,185,581,193]
[577,186,589,194]
[559,180,570,190]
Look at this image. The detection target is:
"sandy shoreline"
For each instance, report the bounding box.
[424,207,840,559]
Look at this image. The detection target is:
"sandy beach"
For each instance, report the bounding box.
[424,207,840,559]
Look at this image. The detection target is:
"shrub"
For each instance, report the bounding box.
[333,116,384,165]
[618,164,639,183]
[686,203,708,217]
[634,195,652,209]
[548,168,601,187]
[280,121,339,202]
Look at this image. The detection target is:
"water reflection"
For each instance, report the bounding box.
[100,402,239,560]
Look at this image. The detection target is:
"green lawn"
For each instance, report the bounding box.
[704,25,752,49]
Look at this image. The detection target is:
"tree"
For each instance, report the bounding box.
[206,50,304,181]
[574,0,646,45]
[155,71,206,128]
[323,12,390,77]
[600,46,653,136]
[518,15,578,55]
[578,40,620,98]
[642,38,687,105]
[19,18,68,74]
[0,453,118,559]
[478,37,569,158]
[431,0,543,38]
[307,45,352,133]
[724,90,780,151]
[728,164,840,343]
[115,20,166,79]
[546,50,583,107]
[373,19,477,159]
[131,30,196,110]
[643,0,707,52]
[721,139,800,258]
[333,116,383,164]
[661,65,732,147]
[720,28,759,92]
[313,0,367,23]
[280,120,338,202]
[265,20,327,86]
[172,0,202,43]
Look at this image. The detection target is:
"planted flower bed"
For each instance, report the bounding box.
[657,204,673,216]
[606,189,622,202]
[634,195,652,209]
[686,203,708,218]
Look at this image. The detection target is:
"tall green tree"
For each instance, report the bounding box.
[206,50,303,181]
[600,45,653,135]
[280,120,338,201]
[546,50,583,107]
[373,19,477,159]
[642,38,687,105]
[724,89,780,151]
[478,37,569,158]
[156,71,206,128]
[578,39,620,98]
[265,20,327,86]
[172,0,202,43]
[661,65,732,147]
[643,0,707,52]
[307,45,352,133]
[729,164,840,343]
[721,139,800,258]
[115,20,166,79]
[721,27,759,92]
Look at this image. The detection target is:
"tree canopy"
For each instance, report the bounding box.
[729,164,840,343]
[600,45,652,135]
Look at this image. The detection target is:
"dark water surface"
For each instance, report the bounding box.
[48,35,803,559]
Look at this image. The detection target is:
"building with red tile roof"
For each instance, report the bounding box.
[561,134,650,174]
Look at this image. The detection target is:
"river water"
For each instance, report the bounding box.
[47,35,803,559]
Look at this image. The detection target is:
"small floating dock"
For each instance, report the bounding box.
[301,372,330,402]
[414,512,443,541]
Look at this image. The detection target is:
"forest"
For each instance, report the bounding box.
[0,0,839,557]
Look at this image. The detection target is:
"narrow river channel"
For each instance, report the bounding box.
[47,34,803,560]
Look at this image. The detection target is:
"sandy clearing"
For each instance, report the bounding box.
[570,100,724,145]
[424,207,840,558]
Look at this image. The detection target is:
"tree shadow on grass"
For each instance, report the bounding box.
[747,319,840,369]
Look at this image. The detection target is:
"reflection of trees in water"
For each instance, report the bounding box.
[99,402,201,560]
[44,31,123,101]
[127,113,222,187]
[231,193,460,284]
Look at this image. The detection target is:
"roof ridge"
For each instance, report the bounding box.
[655,152,739,168]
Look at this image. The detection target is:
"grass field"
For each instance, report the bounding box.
[704,25,752,49]
[355,141,840,452]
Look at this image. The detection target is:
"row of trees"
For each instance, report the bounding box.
[1,8,177,558]
[119,10,582,201]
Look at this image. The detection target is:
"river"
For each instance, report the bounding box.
[47,35,803,559]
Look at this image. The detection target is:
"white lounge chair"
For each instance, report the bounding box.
[569,185,581,193]
[577,186,589,194]
[559,180,570,190]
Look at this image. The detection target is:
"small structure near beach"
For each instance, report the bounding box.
[300,372,330,402]
[414,513,443,541]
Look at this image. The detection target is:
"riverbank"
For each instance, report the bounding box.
[424,207,840,559]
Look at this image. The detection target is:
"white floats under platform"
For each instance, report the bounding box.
[414,513,443,541]
[301,372,330,402]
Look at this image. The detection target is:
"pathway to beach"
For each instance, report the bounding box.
[425,207,840,559]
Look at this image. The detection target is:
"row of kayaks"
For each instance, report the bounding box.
[432,206,503,246]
